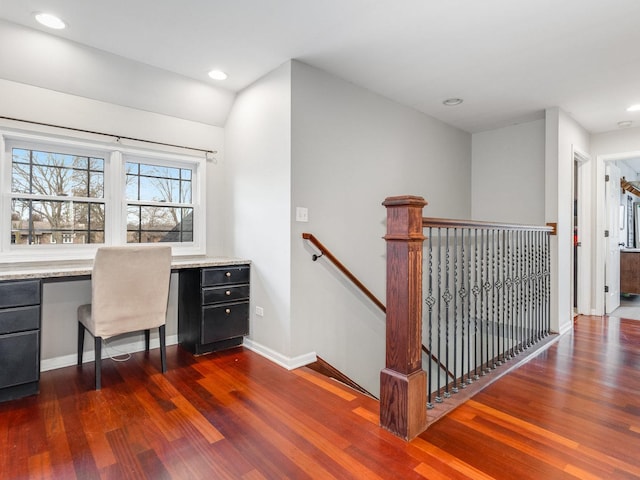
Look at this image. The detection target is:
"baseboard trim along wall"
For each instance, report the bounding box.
[41,335,316,373]
[41,334,179,372]
[242,338,317,370]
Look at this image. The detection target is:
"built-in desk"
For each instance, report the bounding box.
[0,256,250,402]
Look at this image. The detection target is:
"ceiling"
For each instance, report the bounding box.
[1,0,640,134]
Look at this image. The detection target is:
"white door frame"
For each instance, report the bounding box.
[594,150,640,315]
[573,147,590,315]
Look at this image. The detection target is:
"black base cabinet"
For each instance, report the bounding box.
[178,265,250,355]
[0,279,41,402]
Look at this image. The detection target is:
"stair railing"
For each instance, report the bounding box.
[379,196,555,441]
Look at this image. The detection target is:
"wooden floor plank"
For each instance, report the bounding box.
[1,316,639,479]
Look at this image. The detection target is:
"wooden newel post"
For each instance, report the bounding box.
[380,195,427,440]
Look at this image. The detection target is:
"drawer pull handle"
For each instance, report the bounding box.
[225,308,231,314]
[225,272,231,277]
[225,290,231,296]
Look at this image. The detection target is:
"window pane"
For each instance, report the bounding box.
[180,180,192,203]
[138,176,180,202]
[126,161,193,203]
[126,205,193,243]
[90,157,104,171]
[12,148,104,198]
[126,174,139,200]
[10,199,105,245]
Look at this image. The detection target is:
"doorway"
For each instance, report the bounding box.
[572,148,590,315]
[595,151,640,316]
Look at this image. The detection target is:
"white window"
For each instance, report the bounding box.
[1,129,205,262]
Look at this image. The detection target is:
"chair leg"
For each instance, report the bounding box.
[159,325,167,373]
[77,322,85,366]
[144,329,151,351]
[95,336,102,390]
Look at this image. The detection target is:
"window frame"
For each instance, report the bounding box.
[0,128,206,263]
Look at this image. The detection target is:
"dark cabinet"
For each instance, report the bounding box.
[178,265,250,354]
[0,279,41,402]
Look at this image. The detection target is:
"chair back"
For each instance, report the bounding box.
[91,245,172,339]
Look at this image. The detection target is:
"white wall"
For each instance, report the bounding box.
[471,119,545,224]
[545,108,589,332]
[290,61,471,395]
[0,79,225,368]
[224,62,294,358]
[0,20,235,127]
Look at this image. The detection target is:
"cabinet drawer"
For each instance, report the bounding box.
[201,265,250,287]
[201,302,249,344]
[0,330,40,388]
[0,306,40,334]
[202,285,250,305]
[0,280,40,308]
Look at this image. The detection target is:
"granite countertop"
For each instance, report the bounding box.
[0,256,250,281]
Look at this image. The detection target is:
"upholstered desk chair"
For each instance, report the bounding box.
[77,245,172,390]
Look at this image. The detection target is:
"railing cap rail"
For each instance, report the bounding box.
[423,217,555,233]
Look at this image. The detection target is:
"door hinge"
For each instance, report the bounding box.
[604,230,609,237]
[604,285,609,293]
[605,174,610,182]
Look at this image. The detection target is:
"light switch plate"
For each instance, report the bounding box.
[296,207,309,222]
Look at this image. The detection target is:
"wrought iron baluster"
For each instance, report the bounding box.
[426,229,435,409]
[452,228,459,393]
[483,229,491,374]
[436,228,443,403]
[472,228,480,380]
[513,231,522,355]
[443,229,452,399]
[545,231,551,334]
[530,231,535,346]
[459,228,468,388]
[496,229,503,366]
[506,230,514,360]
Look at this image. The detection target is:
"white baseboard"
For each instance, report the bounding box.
[242,338,316,370]
[41,334,179,372]
[557,321,574,336]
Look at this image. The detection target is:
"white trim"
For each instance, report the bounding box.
[0,127,206,262]
[41,334,179,372]
[242,338,317,370]
[557,320,574,337]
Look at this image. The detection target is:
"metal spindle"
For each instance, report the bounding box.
[443,229,451,398]
[436,229,443,403]
[426,229,434,409]
[452,229,459,393]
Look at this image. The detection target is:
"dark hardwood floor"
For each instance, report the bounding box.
[1,315,639,479]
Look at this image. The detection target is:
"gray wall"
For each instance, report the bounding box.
[472,119,545,224]
[224,62,294,359]
[288,62,471,395]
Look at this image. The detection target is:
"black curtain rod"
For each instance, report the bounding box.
[0,115,217,155]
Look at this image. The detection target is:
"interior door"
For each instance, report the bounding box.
[605,163,621,314]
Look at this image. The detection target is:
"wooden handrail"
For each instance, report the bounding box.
[302,233,386,313]
[303,232,453,383]
[423,217,555,232]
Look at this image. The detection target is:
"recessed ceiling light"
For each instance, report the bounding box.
[34,12,66,29]
[627,104,640,112]
[618,120,633,128]
[442,98,463,106]
[208,70,228,81]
